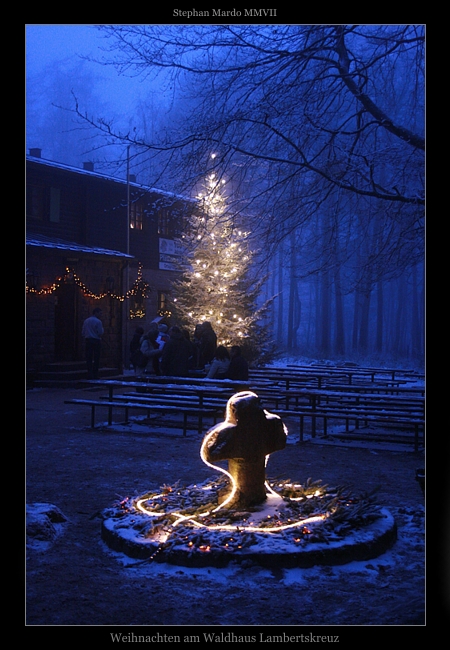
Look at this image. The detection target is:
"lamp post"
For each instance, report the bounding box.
[124,145,131,371]
[127,145,130,261]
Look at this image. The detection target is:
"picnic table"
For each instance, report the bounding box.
[65,377,251,435]
[278,386,425,412]
[308,384,425,397]
[66,372,425,447]
[266,387,425,450]
[84,378,244,402]
[286,363,425,382]
[248,369,348,389]
[249,367,414,389]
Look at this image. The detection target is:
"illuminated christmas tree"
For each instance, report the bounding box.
[170,166,274,365]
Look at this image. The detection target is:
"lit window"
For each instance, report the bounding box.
[130,203,143,230]
[158,291,168,313]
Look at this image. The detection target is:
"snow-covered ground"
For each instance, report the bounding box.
[26,360,425,626]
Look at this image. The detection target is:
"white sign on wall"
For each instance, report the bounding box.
[159,238,184,270]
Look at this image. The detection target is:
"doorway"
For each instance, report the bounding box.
[54,283,79,361]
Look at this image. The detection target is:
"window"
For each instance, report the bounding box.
[157,291,171,318]
[157,208,171,236]
[130,203,143,230]
[158,207,185,237]
[49,187,60,222]
[27,185,46,220]
[158,291,168,312]
[26,185,60,222]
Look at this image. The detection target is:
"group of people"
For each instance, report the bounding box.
[204,344,249,380]
[129,320,249,380]
[129,321,173,376]
[81,309,249,381]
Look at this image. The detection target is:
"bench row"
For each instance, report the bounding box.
[274,405,424,451]
[65,391,424,450]
[64,399,224,436]
[108,391,424,423]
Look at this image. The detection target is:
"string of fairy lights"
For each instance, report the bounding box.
[26,262,151,303]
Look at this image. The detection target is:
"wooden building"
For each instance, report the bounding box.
[26,149,195,383]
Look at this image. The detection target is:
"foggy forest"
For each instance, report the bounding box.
[26,25,425,366]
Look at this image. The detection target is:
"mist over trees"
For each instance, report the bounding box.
[26,60,112,167]
[66,25,425,364]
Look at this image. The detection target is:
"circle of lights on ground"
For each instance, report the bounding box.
[101,475,397,568]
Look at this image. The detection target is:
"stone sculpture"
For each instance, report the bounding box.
[201,391,287,508]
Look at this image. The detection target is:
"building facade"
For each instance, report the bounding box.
[26,149,195,378]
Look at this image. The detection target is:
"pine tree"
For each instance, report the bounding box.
[170,168,274,365]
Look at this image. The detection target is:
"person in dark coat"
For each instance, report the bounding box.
[129,326,145,370]
[182,329,196,369]
[193,324,204,369]
[224,345,249,381]
[160,326,192,377]
[198,321,217,368]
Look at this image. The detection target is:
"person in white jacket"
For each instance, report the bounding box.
[207,345,231,379]
[81,307,104,379]
[135,324,160,376]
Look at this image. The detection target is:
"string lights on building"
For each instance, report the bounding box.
[26,262,151,304]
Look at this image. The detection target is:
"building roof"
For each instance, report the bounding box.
[26,154,196,204]
[26,233,134,259]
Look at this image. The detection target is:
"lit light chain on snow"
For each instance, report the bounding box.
[134,418,329,554]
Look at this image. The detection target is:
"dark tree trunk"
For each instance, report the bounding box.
[376,280,384,354]
[320,270,331,356]
[277,245,284,345]
[358,288,371,353]
[334,267,345,356]
[411,264,423,358]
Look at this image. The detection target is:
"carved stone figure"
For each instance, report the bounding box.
[201,391,287,508]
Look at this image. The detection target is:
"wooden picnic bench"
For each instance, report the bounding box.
[312,383,425,396]
[64,398,223,436]
[112,392,227,407]
[287,363,424,382]
[253,372,410,390]
[272,403,424,451]
[70,376,425,448]
[83,378,240,399]
[66,377,240,436]
[279,387,425,411]
[102,392,228,431]
[248,369,348,389]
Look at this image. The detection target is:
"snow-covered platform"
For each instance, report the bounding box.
[101,478,397,569]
